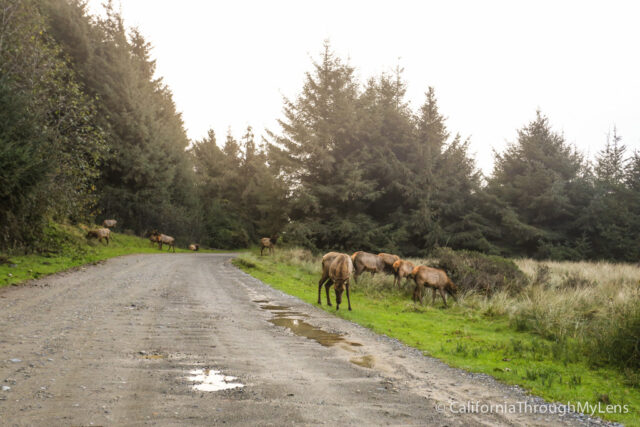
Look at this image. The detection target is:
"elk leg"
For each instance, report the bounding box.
[431,288,437,305]
[346,281,352,311]
[325,281,333,306]
[260,246,264,256]
[318,275,328,304]
[438,288,448,307]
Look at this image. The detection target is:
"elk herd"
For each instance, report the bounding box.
[317,250,457,312]
[86,218,200,252]
[85,222,456,312]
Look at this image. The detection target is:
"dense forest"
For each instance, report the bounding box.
[1,0,639,261]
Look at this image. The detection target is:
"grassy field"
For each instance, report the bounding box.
[0,223,231,288]
[233,248,640,425]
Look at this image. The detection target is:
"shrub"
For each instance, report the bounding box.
[587,298,640,370]
[432,247,528,295]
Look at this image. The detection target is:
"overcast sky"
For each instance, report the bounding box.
[86,0,640,173]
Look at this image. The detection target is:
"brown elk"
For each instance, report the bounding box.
[260,234,278,256]
[410,265,458,307]
[102,219,117,228]
[188,244,200,251]
[392,259,415,288]
[331,253,354,311]
[378,253,400,274]
[86,228,111,245]
[317,252,342,307]
[351,251,386,283]
[149,231,159,247]
[150,231,175,253]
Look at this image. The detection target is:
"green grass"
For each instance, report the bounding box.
[0,223,236,288]
[233,250,639,426]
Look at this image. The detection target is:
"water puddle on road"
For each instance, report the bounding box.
[256,300,366,352]
[186,368,244,392]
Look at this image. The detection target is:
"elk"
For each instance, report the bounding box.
[351,251,386,283]
[377,253,400,274]
[86,228,111,245]
[188,244,200,251]
[324,253,354,311]
[317,252,342,306]
[150,231,176,253]
[102,219,117,228]
[392,259,415,288]
[260,234,278,256]
[149,231,159,247]
[410,265,458,307]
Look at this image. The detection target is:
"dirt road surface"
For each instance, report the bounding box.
[0,254,608,426]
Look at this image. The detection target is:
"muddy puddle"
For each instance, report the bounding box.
[186,368,244,392]
[257,300,366,353]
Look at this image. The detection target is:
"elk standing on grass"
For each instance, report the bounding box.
[188,244,200,251]
[317,252,342,307]
[377,253,400,274]
[87,228,111,245]
[392,259,415,288]
[351,251,386,283]
[410,265,458,307]
[260,234,278,256]
[150,231,176,253]
[318,253,353,311]
[102,219,117,228]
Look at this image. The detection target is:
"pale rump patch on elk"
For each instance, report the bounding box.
[86,228,110,245]
[392,259,415,288]
[411,265,458,307]
[188,244,200,251]
[351,251,386,283]
[260,234,278,256]
[102,219,117,228]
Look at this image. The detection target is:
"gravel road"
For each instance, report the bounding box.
[0,254,612,426]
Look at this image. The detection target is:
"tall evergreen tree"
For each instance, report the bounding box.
[487,111,590,258]
[578,129,636,260]
[268,42,379,250]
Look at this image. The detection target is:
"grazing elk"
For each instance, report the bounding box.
[102,219,117,228]
[149,231,159,247]
[378,253,400,274]
[86,228,111,245]
[260,234,278,256]
[188,244,200,251]
[317,252,342,306]
[351,251,386,283]
[410,265,458,307]
[330,253,354,311]
[392,259,415,288]
[150,231,176,253]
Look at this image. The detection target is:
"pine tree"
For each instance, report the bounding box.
[487,111,590,258]
[268,41,376,250]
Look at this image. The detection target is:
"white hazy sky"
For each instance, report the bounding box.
[86,0,639,173]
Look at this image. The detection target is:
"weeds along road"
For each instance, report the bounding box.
[0,254,603,426]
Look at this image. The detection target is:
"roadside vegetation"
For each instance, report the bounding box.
[0,223,226,289]
[234,247,640,425]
